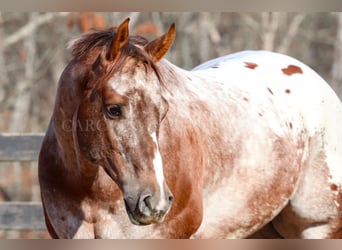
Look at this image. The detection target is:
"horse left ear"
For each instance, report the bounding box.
[108,18,130,60]
[144,23,176,62]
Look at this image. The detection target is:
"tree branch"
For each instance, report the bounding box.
[261,12,281,51]
[241,14,260,31]
[3,12,69,48]
[277,14,306,54]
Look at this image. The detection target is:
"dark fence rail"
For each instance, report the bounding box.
[0,133,46,230]
[0,202,45,230]
[0,133,44,161]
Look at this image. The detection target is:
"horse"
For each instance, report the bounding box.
[38,18,342,239]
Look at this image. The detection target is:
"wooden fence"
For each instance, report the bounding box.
[0,133,46,231]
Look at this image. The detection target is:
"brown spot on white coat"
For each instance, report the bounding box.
[244,62,258,70]
[282,65,303,76]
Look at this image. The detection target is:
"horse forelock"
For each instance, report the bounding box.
[69,27,148,60]
[68,27,165,90]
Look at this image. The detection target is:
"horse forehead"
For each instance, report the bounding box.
[106,74,135,95]
[107,68,157,95]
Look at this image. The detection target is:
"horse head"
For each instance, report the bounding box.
[55,18,176,225]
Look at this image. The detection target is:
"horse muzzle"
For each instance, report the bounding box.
[124,188,174,225]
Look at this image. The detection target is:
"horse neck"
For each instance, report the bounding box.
[158,60,196,100]
[157,59,215,147]
[52,77,100,189]
[158,59,234,153]
[158,60,211,115]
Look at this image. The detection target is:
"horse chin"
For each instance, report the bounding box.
[127,212,152,226]
[124,201,165,226]
[128,214,165,226]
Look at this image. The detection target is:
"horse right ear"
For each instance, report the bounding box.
[144,23,176,62]
[107,18,130,61]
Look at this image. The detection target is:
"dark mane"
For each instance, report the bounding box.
[70,27,149,60]
[69,27,166,85]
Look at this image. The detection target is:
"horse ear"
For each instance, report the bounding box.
[144,23,176,62]
[108,18,130,60]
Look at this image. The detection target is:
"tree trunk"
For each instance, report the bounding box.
[9,13,38,132]
[261,12,280,51]
[331,13,342,100]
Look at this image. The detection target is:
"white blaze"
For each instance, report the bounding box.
[151,133,166,208]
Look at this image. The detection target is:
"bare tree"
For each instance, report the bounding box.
[8,13,38,132]
[3,12,69,48]
[277,14,306,54]
[261,12,281,51]
[241,12,306,54]
[331,12,342,99]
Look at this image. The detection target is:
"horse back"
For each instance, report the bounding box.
[189,50,342,238]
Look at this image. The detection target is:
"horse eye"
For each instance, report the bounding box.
[105,104,122,118]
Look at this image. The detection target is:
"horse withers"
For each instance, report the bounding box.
[39,18,342,238]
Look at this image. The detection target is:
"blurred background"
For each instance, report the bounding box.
[0,12,341,238]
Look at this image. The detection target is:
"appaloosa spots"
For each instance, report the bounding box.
[282,65,303,76]
[289,122,293,129]
[40,17,342,239]
[244,62,258,70]
[331,184,338,191]
[267,87,274,95]
[285,89,291,94]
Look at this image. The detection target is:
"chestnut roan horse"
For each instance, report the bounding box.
[39,18,342,238]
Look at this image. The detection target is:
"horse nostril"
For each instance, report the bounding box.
[138,191,173,219]
[139,194,153,216]
[143,195,152,209]
[168,193,174,205]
